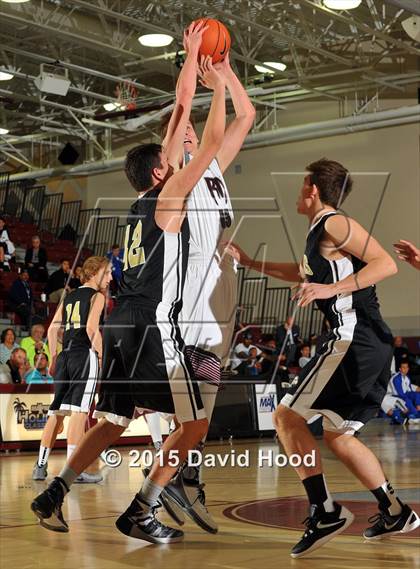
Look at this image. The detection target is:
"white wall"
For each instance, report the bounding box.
[84,100,420,334]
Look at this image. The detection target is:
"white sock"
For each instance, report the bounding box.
[37,446,51,467]
[67,444,77,460]
[145,413,162,447]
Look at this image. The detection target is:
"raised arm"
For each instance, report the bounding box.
[162,21,207,170]
[214,53,255,174]
[224,242,301,282]
[295,215,398,307]
[155,57,226,233]
[86,293,105,362]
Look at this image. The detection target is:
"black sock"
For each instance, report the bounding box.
[370,481,403,516]
[302,473,335,513]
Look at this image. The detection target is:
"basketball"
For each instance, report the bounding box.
[194,18,231,63]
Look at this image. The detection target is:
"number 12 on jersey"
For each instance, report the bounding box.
[123,220,146,270]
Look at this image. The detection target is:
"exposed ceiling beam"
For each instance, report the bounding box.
[384,0,420,16]
[0,88,94,116]
[0,9,151,64]
[0,67,117,104]
[301,0,420,56]
[184,0,354,66]
[0,44,169,96]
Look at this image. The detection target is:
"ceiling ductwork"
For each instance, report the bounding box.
[8,105,420,181]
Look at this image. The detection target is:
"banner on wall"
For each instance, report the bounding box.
[0,393,68,442]
[0,392,171,442]
[254,384,278,431]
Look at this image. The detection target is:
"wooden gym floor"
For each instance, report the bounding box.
[1,420,419,569]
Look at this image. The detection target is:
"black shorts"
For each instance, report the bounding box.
[49,348,99,415]
[93,301,205,426]
[281,317,393,434]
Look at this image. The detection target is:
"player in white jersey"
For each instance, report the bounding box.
[157,47,255,531]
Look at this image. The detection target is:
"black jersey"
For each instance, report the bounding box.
[118,187,190,313]
[303,211,392,342]
[62,286,98,350]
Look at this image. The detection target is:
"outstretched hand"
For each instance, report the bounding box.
[183,20,209,55]
[292,282,336,308]
[393,239,420,271]
[213,52,231,75]
[222,241,252,267]
[197,55,225,90]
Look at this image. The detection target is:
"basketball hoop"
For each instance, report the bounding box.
[115,81,138,111]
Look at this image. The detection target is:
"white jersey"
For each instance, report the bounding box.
[185,154,234,260]
[180,153,237,388]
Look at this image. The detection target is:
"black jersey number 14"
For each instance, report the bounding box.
[123,220,146,270]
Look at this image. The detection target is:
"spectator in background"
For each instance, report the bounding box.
[20,323,50,367]
[0,216,15,271]
[299,344,312,368]
[382,361,420,423]
[68,265,82,290]
[25,353,53,384]
[259,338,279,375]
[8,269,33,327]
[25,235,48,282]
[45,258,70,303]
[230,333,262,374]
[309,333,318,357]
[0,328,20,364]
[275,315,300,365]
[0,347,29,384]
[246,347,262,376]
[393,336,410,372]
[107,244,124,283]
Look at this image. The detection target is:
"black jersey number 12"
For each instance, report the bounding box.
[123,220,146,270]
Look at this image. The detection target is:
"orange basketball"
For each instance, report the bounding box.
[194,18,231,64]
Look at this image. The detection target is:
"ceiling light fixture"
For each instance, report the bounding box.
[322,0,362,9]
[103,102,122,111]
[0,71,14,81]
[254,61,287,74]
[138,34,174,47]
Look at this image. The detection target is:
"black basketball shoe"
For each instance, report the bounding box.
[115,494,184,544]
[290,502,354,558]
[160,471,218,534]
[363,504,420,539]
[31,477,69,532]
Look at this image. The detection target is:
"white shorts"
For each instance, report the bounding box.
[179,257,237,385]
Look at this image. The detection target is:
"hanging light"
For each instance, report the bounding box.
[103,102,122,111]
[138,34,173,47]
[0,127,9,135]
[254,61,287,74]
[0,71,14,81]
[323,0,362,9]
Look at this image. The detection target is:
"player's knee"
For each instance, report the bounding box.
[273,405,306,436]
[323,430,351,451]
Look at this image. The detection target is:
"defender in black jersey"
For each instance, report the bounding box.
[31,49,227,544]
[32,256,112,486]
[226,158,419,557]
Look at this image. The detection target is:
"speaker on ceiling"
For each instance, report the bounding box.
[58,142,79,165]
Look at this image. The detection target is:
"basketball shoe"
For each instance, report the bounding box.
[115,493,184,544]
[363,503,420,539]
[31,477,68,532]
[290,502,354,558]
